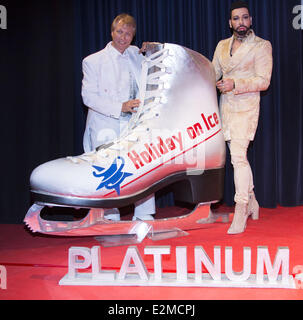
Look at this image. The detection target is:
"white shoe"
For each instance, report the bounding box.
[132,214,155,221]
[104,213,120,221]
[104,208,120,221]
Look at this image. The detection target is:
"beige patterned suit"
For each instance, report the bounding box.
[212,30,273,141]
[212,30,273,204]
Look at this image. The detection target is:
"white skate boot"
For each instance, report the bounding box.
[24,43,226,236]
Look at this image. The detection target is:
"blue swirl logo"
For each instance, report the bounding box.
[92,156,133,195]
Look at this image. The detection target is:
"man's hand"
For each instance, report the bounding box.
[139,42,149,54]
[122,99,141,113]
[216,79,235,93]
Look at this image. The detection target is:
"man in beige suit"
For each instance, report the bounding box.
[212,1,273,234]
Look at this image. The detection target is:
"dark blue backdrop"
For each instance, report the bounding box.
[1,0,302,223]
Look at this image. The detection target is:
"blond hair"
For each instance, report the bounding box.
[111,13,136,35]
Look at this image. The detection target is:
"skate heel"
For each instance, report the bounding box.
[172,168,224,204]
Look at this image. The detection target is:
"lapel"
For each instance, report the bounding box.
[221,30,258,74]
[127,48,142,86]
[104,42,122,82]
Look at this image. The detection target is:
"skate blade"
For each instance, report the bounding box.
[24,202,213,237]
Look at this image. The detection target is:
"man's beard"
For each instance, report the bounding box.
[234,26,251,38]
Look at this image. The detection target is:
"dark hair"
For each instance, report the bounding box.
[230,1,250,18]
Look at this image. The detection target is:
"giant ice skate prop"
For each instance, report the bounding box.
[24,43,226,236]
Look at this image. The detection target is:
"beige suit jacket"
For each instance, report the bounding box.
[212,30,273,141]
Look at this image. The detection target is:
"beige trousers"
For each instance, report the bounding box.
[228,139,254,204]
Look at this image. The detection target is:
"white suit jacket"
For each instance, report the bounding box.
[81,42,144,152]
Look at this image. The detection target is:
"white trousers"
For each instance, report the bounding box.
[228,139,254,204]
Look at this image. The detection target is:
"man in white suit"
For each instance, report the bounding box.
[81,13,155,221]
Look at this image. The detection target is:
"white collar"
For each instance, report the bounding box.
[108,42,130,58]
